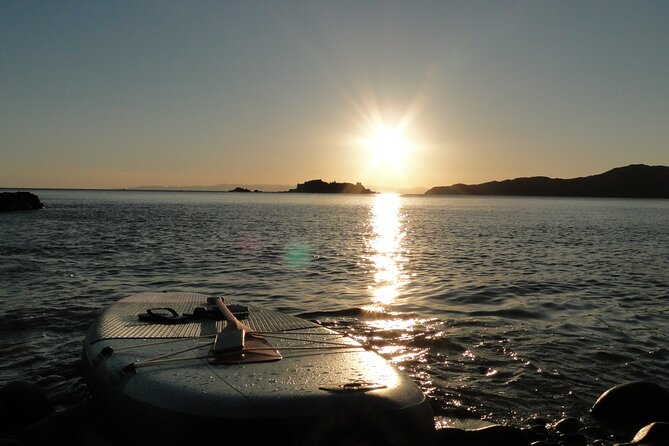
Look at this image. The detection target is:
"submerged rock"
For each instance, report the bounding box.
[592,382,669,435]
[0,192,44,212]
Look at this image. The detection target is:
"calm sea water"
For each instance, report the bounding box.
[1,190,668,425]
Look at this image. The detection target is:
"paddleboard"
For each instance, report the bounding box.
[82,291,434,445]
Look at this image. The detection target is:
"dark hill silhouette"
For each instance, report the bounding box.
[425,165,669,198]
[288,180,375,194]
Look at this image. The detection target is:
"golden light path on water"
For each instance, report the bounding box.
[367,193,407,306]
[361,194,434,400]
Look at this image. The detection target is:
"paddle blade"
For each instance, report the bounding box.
[213,329,245,354]
[208,334,282,364]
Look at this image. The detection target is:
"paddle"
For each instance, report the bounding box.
[214,297,252,332]
[209,297,282,364]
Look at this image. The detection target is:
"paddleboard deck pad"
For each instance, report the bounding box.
[83,292,434,445]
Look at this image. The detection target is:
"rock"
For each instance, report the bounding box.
[435,425,529,446]
[614,422,669,446]
[553,417,582,434]
[0,192,44,212]
[18,403,96,446]
[0,382,53,434]
[559,433,588,446]
[435,427,468,444]
[529,425,550,436]
[580,426,611,440]
[592,382,669,435]
[527,417,551,428]
[0,433,24,445]
[19,412,72,446]
[288,179,375,194]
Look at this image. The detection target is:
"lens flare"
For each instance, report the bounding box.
[284,241,311,268]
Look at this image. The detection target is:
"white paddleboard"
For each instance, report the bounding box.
[83,291,434,445]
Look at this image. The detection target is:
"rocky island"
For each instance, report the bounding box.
[228,187,261,193]
[288,179,375,194]
[426,164,669,198]
[0,192,44,212]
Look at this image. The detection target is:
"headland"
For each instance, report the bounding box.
[425,164,669,198]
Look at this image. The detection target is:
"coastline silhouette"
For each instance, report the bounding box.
[425,164,669,198]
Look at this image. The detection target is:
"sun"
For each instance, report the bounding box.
[364,123,413,170]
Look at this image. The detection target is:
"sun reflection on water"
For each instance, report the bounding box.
[366,193,407,306]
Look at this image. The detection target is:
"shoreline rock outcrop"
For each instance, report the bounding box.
[0,192,44,212]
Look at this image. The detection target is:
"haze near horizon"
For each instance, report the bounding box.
[2,2,668,191]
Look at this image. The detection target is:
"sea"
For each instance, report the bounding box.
[1,189,668,427]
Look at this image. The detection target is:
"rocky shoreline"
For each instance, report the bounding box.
[1,380,667,445]
[435,381,668,445]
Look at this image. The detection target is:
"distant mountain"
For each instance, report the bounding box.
[370,185,428,195]
[288,179,375,194]
[425,165,669,198]
[129,183,292,192]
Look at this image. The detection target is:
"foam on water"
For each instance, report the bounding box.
[0,190,667,424]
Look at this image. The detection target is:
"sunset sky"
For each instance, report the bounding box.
[2,1,668,191]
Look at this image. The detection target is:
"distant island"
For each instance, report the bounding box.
[425,164,669,198]
[288,180,375,194]
[130,183,291,192]
[228,187,261,193]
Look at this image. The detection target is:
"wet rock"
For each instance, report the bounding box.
[0,192,44,212]
[436,424,529,446]
[580,426,611,440]
[18,403,95,446]
[435,427,468,444]
[0,433,24,446]
[523,426,548,443]
[19,413,71,446]
[559,432,588,446]
[553,417,582,434]
[614,422,669,446]
[529,425,550,436]
[592,382,669,435]
[473,425,530,445]
[0,382,53,434]
[528,417,551,428]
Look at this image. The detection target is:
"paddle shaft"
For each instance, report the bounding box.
[214,297,253,332]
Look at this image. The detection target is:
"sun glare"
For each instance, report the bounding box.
[364,124,413,169]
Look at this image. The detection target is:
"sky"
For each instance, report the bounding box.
[2,1,668,191]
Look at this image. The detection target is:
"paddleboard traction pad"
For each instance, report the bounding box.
[89,291,318,343]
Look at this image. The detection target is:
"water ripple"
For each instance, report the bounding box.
[1,191,667,424]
